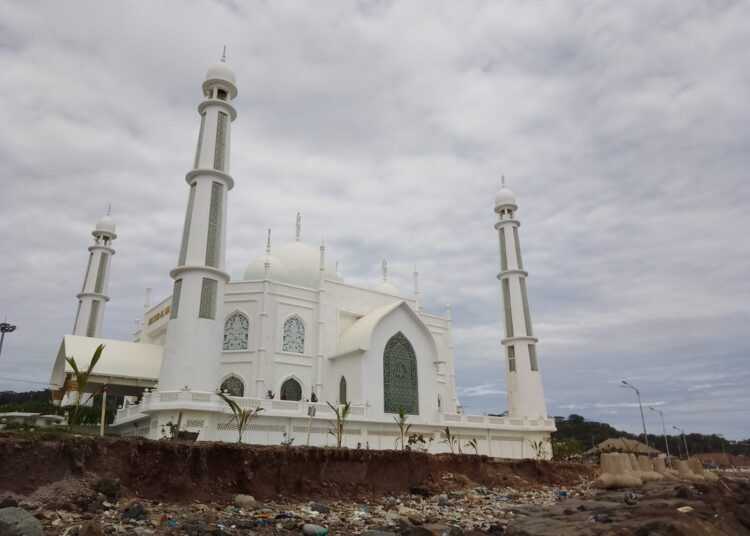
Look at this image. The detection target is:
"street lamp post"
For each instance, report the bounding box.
[673,426,690,460]
[619,380,649,448]
[649,406,672,468]
[0,321,17,360]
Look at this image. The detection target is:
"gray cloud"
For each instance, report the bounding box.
[1,1,748,439]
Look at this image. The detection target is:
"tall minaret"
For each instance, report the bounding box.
[72,209,116,338]
[494,178,547,419]
[158,54,238,392]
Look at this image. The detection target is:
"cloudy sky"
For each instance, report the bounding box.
[1,1,748,440]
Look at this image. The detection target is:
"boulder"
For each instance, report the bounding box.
[233,494,256,509]
[0,507,44,536]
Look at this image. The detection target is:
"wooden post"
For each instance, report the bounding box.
[306,405,316,446]
[99,387,107,437]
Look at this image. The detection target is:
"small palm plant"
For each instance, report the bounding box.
[327,401,351,448]
[218,392,263,444]
[465,438,479,455]
[440,427,457,454]
[394,406,412,450]
[65,344,105,428]
[528,438,549,460]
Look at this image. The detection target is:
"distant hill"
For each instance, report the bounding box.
[554,414,750,458]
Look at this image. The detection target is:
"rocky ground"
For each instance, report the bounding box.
[1,473,749,535]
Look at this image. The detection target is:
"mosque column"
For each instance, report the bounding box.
[158,55,238,393]
[494,178,548,420]
[314,242,326,398]
[73,210,116,338]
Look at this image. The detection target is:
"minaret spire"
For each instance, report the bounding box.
[413,266,422,312]
[295,212,301,241]
[381,259,388,282]
[157,57,238,392]
[494,180,547,419]
[221,46,227,62]
[72,211,117,337]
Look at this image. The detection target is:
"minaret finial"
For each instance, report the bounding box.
[295,212,301,241]
[221,46,227,63]
[266,228,272,255]
[106,203,111,216]
[381,259,388,282]
[501,175,506,188]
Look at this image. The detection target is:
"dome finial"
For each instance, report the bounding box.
[266,228,272,255]
[381,259,388,282]
[106,203,111,216]
[501,175,506,188]
[221,45,227,63]
[295,212,301,241]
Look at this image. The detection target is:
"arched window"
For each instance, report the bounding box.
[280,378,302,401]
[339,376,347,404]
[223,311,249,350]
[220,375,244,397]
[383,332,419,415]
[282,315,305,354]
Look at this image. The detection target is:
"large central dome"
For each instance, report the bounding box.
[243,241,342,288]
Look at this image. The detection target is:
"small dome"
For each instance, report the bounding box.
[243,241,342,288]
[94,215,116,235]
[243,255,289,282]
[203,61,238,99]
[495,187,517,208]
[374,281,400,296]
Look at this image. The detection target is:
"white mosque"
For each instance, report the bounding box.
[49,56,554,458]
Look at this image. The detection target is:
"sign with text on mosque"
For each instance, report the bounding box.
[148,306,171,326]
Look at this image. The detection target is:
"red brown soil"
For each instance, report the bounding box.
[0,431,595,502]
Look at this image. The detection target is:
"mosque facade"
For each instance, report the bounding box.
[50,57,554,457]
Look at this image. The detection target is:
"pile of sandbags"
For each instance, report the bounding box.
[688,458,719,482]
[594,452,643,489]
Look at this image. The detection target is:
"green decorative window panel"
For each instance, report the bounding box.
[86,300,100,337]
[508,345,516,372]
[194,112,206,169]
[520,278,533,336]
[282,315,305,353]
[178,184,196,266]
[223,311,249,350]
[513,227,523,270]
[81,252,93,292]
[205,182,223,268]
[339,377,347,404]
[199,278,217,319]
[214,112,228,171]
[383,332,419,415]
[94,253,108,293]
[502,279,514,338]
[221,376,244,397]
[499,228,508,271]
[281,378,302,401]
[170,279,183,319]
[529,345,539,371]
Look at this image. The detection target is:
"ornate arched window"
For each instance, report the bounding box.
[383,332,419,415]
[280,378,302,401]
[220,375,244,397]
[223,311,249,351]
[339,376,347,404]
[282,315,305,354]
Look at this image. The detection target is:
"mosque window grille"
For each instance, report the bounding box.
[383,332,419,415]
[185,419,204,429]
[520,278,533,337]
[499,228,508,272]
[339,376,347,404]
[170,279,183,319]
[507,345,516,372]
[199,278,218,319]
[529,345,539,372]
[194,112,206,169]
[213,111,228,171]
[220,376,245,397]
[178,184,196,266]
[81,252,93,292]
[502,279,514,338]
[86,300,100,337]
[94,253,109,293]
[205,181,223,268]
[280,378,302,401]
[282,315,305,354]
[513,227,524,270]
[223,311,249,350]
